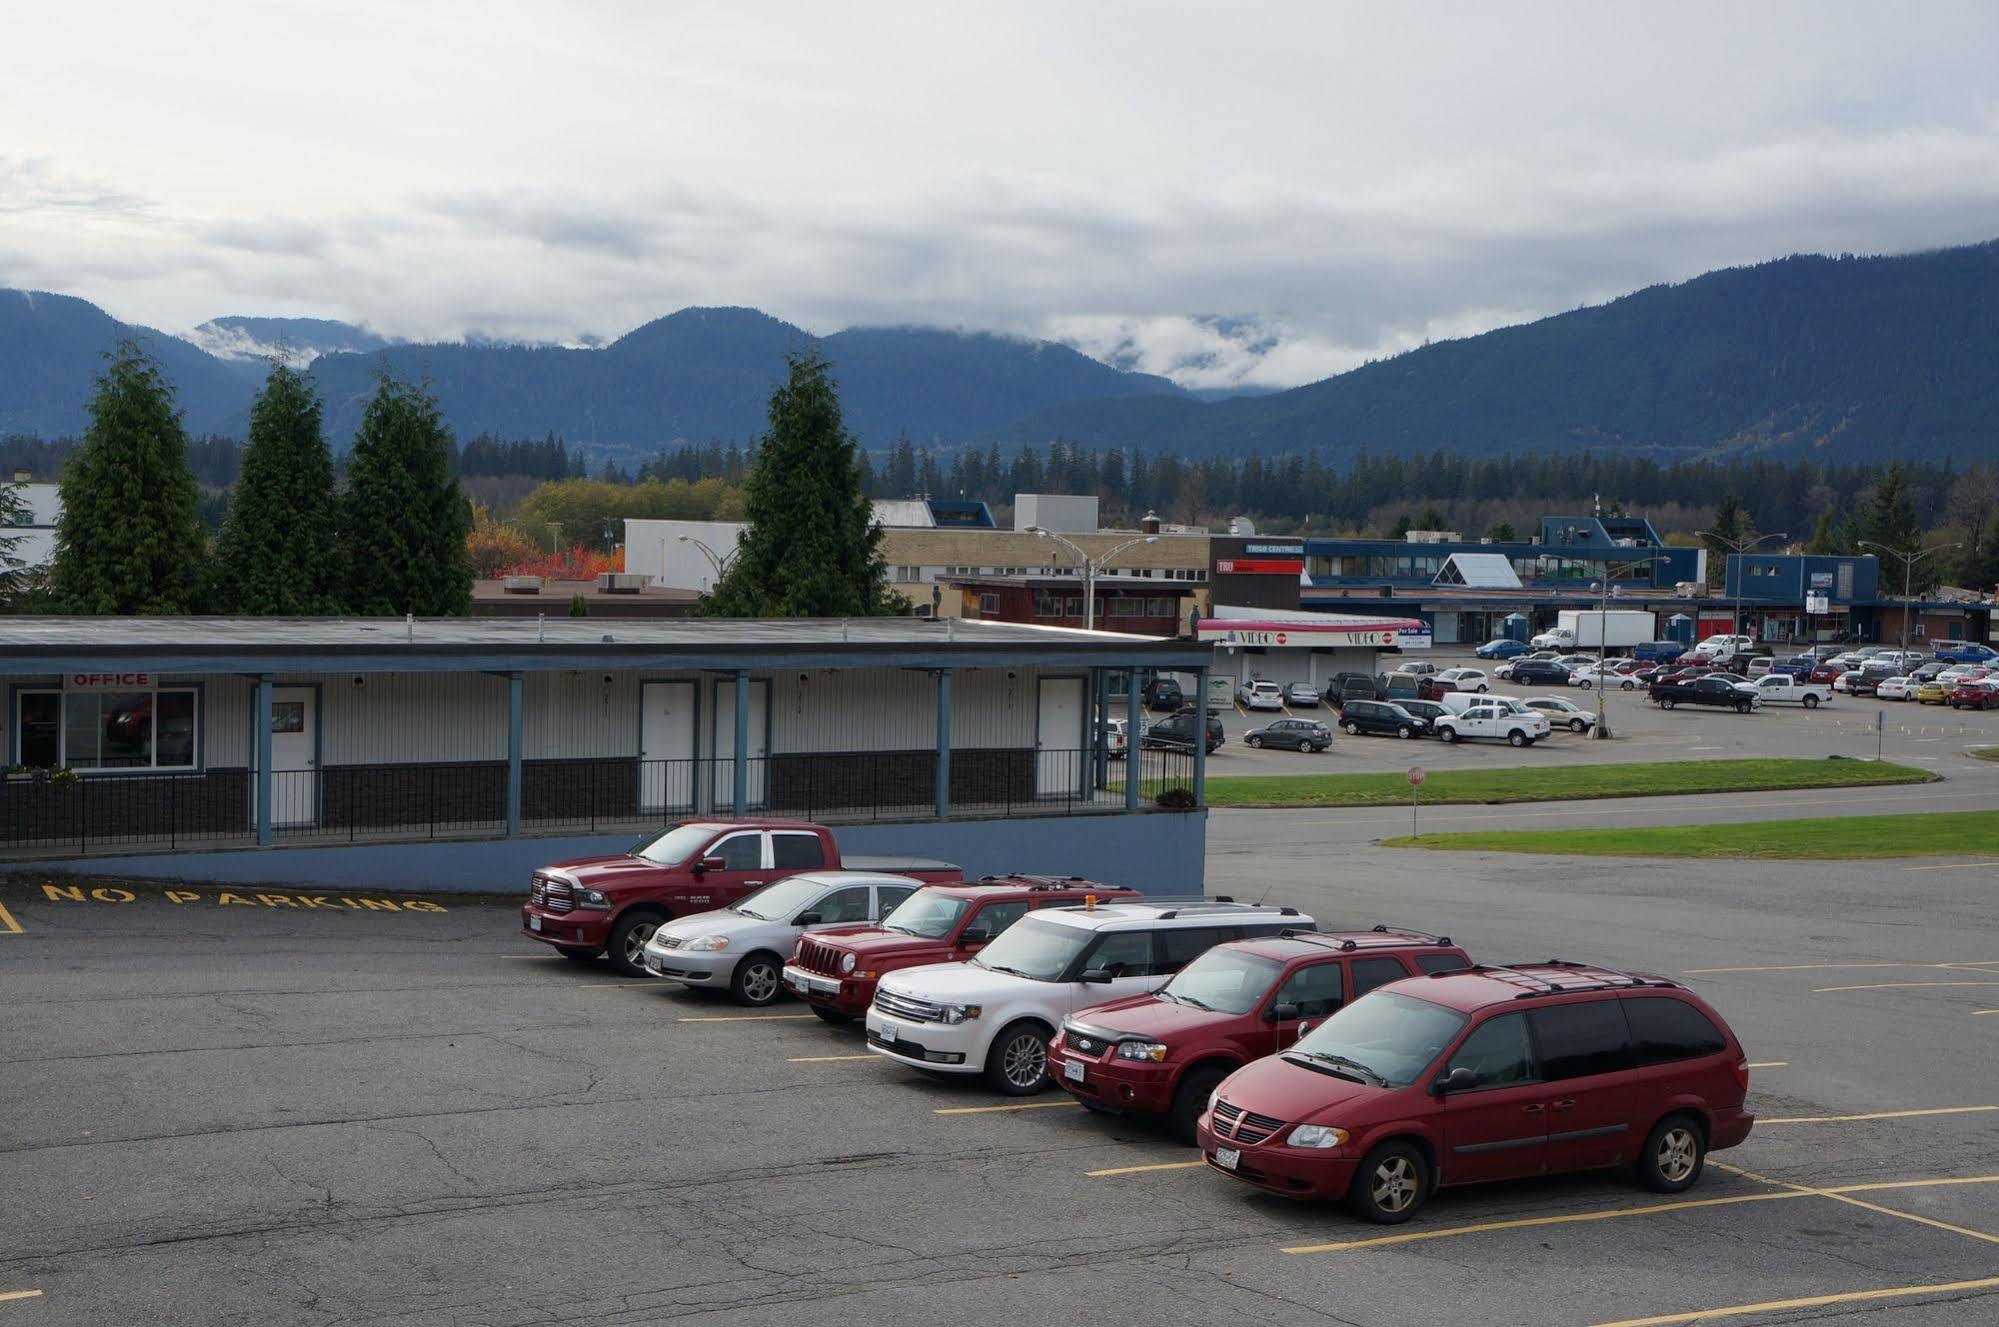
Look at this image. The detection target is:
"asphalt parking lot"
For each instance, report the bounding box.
[1200,654,1999,777]
[5,809,1997,1327]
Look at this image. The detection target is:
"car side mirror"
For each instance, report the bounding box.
[1435,1066,1479,1095]
[795,911,823,927]
[957,928,992,946]
[1079,968,1114,984]
[1268,1002,1301,1022]
[698,856,726,873]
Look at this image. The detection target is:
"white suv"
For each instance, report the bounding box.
[1237,680,1284,711]
[866,901,1315,1095]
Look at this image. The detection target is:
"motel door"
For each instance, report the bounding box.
[710,678,770,810]
[1035,676,1086,799]
[638,681,697,814]
[269,686,318,828]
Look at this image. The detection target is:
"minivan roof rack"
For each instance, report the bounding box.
[1152,902,1297,919]
[1274,925,1451,950]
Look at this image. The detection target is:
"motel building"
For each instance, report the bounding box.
[0,618,1213,892]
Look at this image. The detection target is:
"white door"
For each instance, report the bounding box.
[269,686,317,828]
[639,681,697,814]
[1036,676,1085,798]
[712,679,770,809]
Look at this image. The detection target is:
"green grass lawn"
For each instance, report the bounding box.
[1383,809,1999,861]
[1970,747,1999,763]
[1199,758,1932,809]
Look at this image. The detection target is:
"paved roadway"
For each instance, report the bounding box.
[4,789,1998,1326]
[1199,653,1999,778]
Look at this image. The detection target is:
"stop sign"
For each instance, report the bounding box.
[1407,765,1426,786]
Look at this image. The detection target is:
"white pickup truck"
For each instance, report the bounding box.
[1433,696,1554,747]
[1750,675,1831,709]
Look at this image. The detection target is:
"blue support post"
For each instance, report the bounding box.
[732,669,750,816]
[506,671,524,837]
[254,674,273,846]
[1192,666,1209,808]
[1125,667,1141,812]
[934,667,953,819]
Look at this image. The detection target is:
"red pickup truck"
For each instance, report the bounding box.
[783,876,1142,1023]
[521,820,961,975]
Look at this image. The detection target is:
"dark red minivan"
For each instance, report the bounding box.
[1198,962,1754,1222]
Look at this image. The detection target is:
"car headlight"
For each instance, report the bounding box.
[840,952,857,974]
[574,887,609,909]
[1116,1040,1168,1062]
[684,934,729,951]
[938,1004,983,1024]
[1286,1125,1349,1149]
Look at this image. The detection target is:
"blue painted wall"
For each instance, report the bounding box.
[24,811,1209,896]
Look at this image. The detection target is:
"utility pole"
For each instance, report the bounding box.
[1696,529,1788,640]
[1028,527,1159,631]
[1857,540,1962,654]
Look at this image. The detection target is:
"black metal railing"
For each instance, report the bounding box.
[0,746,1203,856]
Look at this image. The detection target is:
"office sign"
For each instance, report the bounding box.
[66,672,154,691]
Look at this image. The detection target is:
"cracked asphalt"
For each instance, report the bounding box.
[3,817,1997,1326]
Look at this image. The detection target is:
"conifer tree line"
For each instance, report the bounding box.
[41,341,472,616]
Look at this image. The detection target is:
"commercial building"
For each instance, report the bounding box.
[0,617,1214,892]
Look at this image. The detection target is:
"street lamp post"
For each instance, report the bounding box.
[1028,527,1159,631]
[677,534,738,592]
[1587,550,1672,740]
[1856,540,1962,654]
[1696,530,1788,641]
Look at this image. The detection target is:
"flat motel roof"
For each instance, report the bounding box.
[0,616,1213,675]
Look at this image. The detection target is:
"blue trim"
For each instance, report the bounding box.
[934,668,952,819]
[505,672,524,837]
[1192,665,1208,808]
[255,675,273,847]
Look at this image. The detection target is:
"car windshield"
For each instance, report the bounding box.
[1160,947,1284,1014]
[629,823,722,866]
[1286,990,1467,1088]
[731,875,824,922]
[879,891,968,939]
[971,915,1092,981]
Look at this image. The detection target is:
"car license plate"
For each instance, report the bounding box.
[1063,1058,1086,1084]
[877,1024,897,1045]
[1214,1147,1240,1171]
[529,916,542,932]
[786,972,808,994]
[647,954,664,973]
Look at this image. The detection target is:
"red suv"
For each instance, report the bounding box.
[1199,962,1754,1223]
[783,876,1142,1023]
[1049,928,1473,1139]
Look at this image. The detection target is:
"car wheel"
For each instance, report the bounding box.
[1661,697,1676,710]
[1344,721,1361,735]
[1736,701,1751,714]
[1168,1063,1232,1145]
[1346,1141,1431,1224]
[1578,679,1593,690]
[1248,735,1264,748]
[1437,727,1458,744]
[1622,679,1637,690]
[1637,1114,1707,1193]
[607,910,667,977]
[1802,694,1819,708]
[729,952,784,1007]
[1477,683,1489,693]
[1397,726,1413,739]
[809,1006,855,1026]
[984,1021,1051,1096]
[555,945,598,962]
[1570,718,1588,733]
[1508,730,1527,747]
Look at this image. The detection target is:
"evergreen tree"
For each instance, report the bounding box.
[341,374,473,615]
[215,361,342,614]
[50,341,207,613]
[1700,491,1753,586]
[702,352,900,617]
[1858,461,1940,594]
[0,478,28,603]
[1417,505,1448,530]
[1485,520,1518,543]
[1805,508,1851,555]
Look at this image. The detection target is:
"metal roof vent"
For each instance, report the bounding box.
[502,575,543,594]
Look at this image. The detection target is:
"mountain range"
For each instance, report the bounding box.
[4,237,1998,464]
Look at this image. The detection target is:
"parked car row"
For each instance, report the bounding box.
[525,839,1758,1227]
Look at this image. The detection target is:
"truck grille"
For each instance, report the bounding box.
[795,938,843,976]
[1212,1100,1287,1145]
[874,989,944,1023]
[532,875,575,915]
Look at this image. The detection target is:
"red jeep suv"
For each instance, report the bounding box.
[1049,928,1472,1139]
[783,876,1141,1023]
[1199,962,1754,1223]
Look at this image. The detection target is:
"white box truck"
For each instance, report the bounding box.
[1530,610,1657,651]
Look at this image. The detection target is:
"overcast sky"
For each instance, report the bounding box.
[6,1,1999,388]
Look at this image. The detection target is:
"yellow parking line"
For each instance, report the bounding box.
[1746,1061,1787,1068]
[1717,1162,1999,1247]
[678,1013,815,1022]
[786,1054,876,1063]
[579,981,659,989]
[0,902,22,936]
[933,1100,1081,1115]
[1812,980,1999,993]
[0,1290,43,1304]
[1283,1191,1803,1254]
[1975,1010,1999,1016]
[1088,1160,1206,1177]
[502,953,560,959]
[1685,962,1938,974]
[1759,1105,1999,1124]
[1585,1275,1999,1327]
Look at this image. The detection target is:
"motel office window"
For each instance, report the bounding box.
[15,688,199,771]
